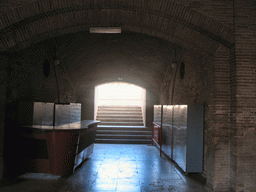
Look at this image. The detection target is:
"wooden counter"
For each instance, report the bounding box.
[19,120,99,176]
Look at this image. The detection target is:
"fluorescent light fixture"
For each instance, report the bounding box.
[89,27,121,33]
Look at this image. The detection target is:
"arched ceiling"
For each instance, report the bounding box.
[53,31,177,92]
[0,0,235,93]
[0,0,234,54]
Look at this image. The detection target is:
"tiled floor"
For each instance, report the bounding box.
[0,144,209,192]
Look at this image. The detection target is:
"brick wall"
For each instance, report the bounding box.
[160,44,231,191]
[1,1,256,191]
[0,0,231,54]
[229,1,256,191]
[207,45,231,191]
[55,31,174,92]
[2,40,76,177]
[170,50,206,105]
[4,42,75,105]
[0,55,7,180]
[230,30,256,191]
[171,0,234,26]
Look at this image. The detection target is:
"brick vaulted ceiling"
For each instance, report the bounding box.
[0,0,234,53]
[0,0,234,91]
[54,31,176,91]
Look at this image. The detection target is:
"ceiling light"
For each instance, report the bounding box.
[89,27,121,33]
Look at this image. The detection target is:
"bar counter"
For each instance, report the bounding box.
[19,120,99,176]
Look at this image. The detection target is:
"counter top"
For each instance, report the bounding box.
[21,120,100,131]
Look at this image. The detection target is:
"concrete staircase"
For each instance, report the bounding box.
[95,106,152,144]
[96,106,144,126]
[95,126,152,144]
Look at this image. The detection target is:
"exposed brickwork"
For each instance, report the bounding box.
[160,44,231,191]
[4,42,75,105]
[0,1,256,191]
[171,0,234,26]
[0,55,8,180]
[0,0,232,53]
[229,1,256,191]
[55,32,175,92]
[207,45,231,191]
[2,42,76,177]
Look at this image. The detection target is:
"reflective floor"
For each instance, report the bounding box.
[0,144,209,192]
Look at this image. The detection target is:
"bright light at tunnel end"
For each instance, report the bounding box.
[96,82,144,106]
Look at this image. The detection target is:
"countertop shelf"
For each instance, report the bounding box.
[21,120,100,131]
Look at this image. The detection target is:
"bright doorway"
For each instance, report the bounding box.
[94,82,146,127]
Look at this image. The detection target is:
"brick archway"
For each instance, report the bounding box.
[2,1,248,191]
[95,82,146,126]
[0,0,233,54]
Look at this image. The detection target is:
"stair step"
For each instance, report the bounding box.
[99,122,144,126]
[96,134,152,139]
[96,105,148,144]
[97,115,143,119]
[97,111,142,114]
[97,115,143,118]
[97,109,141,112]
[98,106,141,109]
[95,139,151,144]
[97,126,152,131]
[97,113,142,116]
[96,130,152,135]
[98,108,141,110]
[97,119,143,122]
